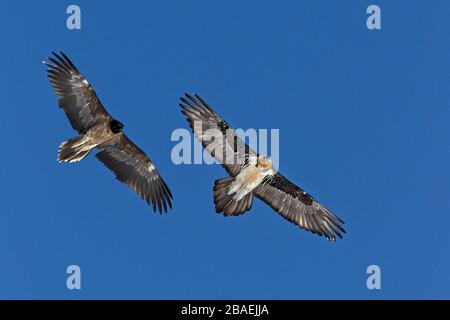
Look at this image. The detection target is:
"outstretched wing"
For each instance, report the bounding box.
[179,93,257,177]
[44,51,109,134]
[255,173,345,241]
[96,133,173,213]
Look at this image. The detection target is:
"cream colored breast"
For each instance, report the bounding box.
[238,166,264,186]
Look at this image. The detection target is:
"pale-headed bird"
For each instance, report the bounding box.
[180,93,345,240]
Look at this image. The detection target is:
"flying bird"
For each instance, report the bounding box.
[179,93,345,240]
[44,51,172,213]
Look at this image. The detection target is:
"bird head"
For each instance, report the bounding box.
[257,155,273,173]
[110,119,124,133]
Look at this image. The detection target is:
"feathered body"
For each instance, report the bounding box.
[58,120,122,163]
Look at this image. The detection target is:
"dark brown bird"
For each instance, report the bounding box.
[180,93,345,241]
[44,51,172,213]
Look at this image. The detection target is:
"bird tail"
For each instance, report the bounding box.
[57,136,93,163]
[213,177,253,216]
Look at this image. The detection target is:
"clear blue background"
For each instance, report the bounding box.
[0,0,448,299]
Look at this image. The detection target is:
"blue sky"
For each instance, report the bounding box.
[0,0,449,299]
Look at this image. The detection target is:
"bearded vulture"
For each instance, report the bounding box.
[180,93,345,241]
[44,51,172,213]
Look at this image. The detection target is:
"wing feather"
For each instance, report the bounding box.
[96,134,172,213]
[179,93,256,177]
[255,173,345,241]
[44,51,109,133]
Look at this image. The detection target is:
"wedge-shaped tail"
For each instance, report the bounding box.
[58,136,92,163]
[213,177,253,216]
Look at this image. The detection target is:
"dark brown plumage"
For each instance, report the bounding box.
[44,51,172,213]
